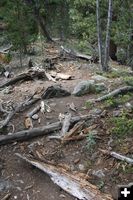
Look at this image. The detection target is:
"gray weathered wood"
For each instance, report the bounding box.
[16,154,113,200]
[0,114,94,145]
[93,86,133,102]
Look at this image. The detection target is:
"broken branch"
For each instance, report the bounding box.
[0,70,47,89]
[100,149,133,165]
[0,114,95,145]
[91,86,133,102]
[0,97,40,129]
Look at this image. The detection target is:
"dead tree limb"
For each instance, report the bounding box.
[100,149,133,165]
[92,86,133,102]
[0,114,95,145]
[16,154,113,200]
[27,105,41,118]
[60,46,93,61]
[60,113,71,136]
[0,44,13,54]
[0,70,47,89]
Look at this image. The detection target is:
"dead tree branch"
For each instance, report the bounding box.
[0,114,95,145]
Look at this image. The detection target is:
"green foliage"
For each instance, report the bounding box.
[103,94,132,108]
[97,180,105,190]
[1,0,37,52]
[4,53,12,63]
[110,114,133,136]
[124,77,133,86]
[104,97,119,108]
[86,133,96,152]
[85,101,93,109]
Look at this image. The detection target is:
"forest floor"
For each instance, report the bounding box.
[0,43,133,200]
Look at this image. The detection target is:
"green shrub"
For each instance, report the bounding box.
[110,115,133,136]
[86,133,96,152]
[124,77,133,86]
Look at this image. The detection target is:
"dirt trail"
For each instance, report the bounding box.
[1,44,133,200]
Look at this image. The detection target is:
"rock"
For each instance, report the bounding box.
[42,85,71,99]
[92,169,105,178]
[89,108,102,115]
[0,179,12,192]
[32,114,39,120]
[91,75,108,81]
[4,71,10,78]
[72,80,95,96]
[72,80,107,96]
[3,87,13,94]
[95,83,107,93]
[78,164,85,172]
[113,110,121,117]
[59,194,66,198]
[125,102,133,110]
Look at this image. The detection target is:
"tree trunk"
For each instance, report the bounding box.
[96,0,104,70]
[25,0,53,42]
[36,14,53,42]
[109,40,117,60]
[104,0,113,71]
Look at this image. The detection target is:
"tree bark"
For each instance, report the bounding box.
[109,40,117,61]
[0,70,47,89]
[16,154,113,200]
[0,114,94,145]
[104,0,113,71]
[25,0,53,42]
[96,0,104,70]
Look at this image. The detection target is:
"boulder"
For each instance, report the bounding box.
[72,80,95,96]
[95,83,107,93]
[72,80,107,96]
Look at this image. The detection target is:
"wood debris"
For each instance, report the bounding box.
[16,153,113,200]
[91,86,133,102]
[99,149,133,165]
[60,113,71,136]
[0,114,94,145]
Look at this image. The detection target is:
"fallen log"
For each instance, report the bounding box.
[16,153,113,200]
[61,46,93,61]
[91,86,133,102]
[0,114,95,145]
[0,70,47,89]
[100,149,133,165]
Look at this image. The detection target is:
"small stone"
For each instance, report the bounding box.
[74,158,80,164]
[113,110,121,117]
[78,164,85,172]
[92,169,105,178]
[125,102,133,110]
[89,108,102,115]
[32,114,39,120]
[4,71,10,78]
[14,196,17,199]
[59,194,66,198]
[50,103,57,107]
